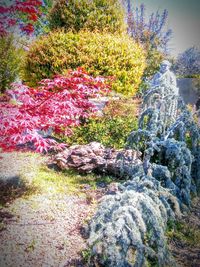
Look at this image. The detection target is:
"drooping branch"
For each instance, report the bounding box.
[86,61,200,266]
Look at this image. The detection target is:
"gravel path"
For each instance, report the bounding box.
[0,152,95,267]
[0,194,92,267]
[0,152,43,183]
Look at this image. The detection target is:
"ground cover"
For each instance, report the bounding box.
[168,198,200,267]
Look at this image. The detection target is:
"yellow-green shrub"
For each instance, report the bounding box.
[48,0,126,34]
[22,30,146,95]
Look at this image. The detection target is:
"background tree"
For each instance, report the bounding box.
[48,0,126,34]
[121,1,172,86]
[173,46,200,97]
[0,0,43,92]
[124,1,172,53]
[173,46,200,77]
[0,35,24,93]
[0,0,42,36]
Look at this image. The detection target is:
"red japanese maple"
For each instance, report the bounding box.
[0,68,110,153]
[0,0,42,36]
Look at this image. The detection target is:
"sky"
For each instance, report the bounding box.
[130,0,200,57]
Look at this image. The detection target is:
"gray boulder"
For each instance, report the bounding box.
[52,142,142,177]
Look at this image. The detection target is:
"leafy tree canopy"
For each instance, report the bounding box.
[173,46,200,77]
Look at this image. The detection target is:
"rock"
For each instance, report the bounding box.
[78,164,96,173]
[52,142,142,176]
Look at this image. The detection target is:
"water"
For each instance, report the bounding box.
[177,78,199,106]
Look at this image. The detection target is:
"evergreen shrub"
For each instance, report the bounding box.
[0,35,23,93]
[22,30,146,95]
[144,48,164,78]
[48,0,126,34]
[65,98,138,148]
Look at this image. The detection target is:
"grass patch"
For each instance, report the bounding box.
[0,151,115,204]
[166,220,200,247]
[27,165,114,196]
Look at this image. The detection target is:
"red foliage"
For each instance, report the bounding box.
[20,23,34,34]
[28,13,38,21]
[0,0,42,36]
[0,69,110,153]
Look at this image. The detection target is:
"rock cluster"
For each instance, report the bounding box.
[53,142,142,177]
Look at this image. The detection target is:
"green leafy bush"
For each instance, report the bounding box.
[48,0,126,34]
[65,98,138,148]
[0,35,23,93]
[138,48,164,94]
[143,48,164,78]
[22,30,146,95]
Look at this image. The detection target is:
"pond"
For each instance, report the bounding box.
[177,78,199,106]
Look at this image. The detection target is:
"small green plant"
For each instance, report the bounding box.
[65,98,138,148]
[82,248,92,263]
[0,222,5,231]
[146,257,159,267]
[25,239,36,252]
